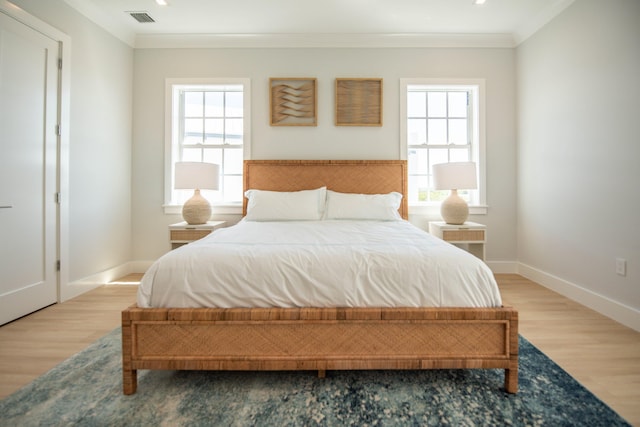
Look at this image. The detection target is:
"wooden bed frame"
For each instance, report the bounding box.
[122,160,518,395]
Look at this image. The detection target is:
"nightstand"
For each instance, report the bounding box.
[428,221,486,261]
[169,221,227,249]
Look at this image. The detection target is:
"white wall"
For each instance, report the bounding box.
[132,47,517,262]
[10,0,134,285]
[517,0,640,322]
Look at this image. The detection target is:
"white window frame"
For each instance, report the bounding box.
[163,78,251,215]
[400,78,487,216]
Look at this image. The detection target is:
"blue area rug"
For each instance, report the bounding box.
[0,328,630,426]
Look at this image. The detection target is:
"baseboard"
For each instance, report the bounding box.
[60,261,151,302]
[486,261,518,274]
[518,263,640,332]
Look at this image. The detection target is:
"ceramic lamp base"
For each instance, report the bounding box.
[440,189,469,225]
[182,189,211,225]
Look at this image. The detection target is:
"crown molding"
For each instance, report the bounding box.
[134,33,516,49]
[61,0,576,50]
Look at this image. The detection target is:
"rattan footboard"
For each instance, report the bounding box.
[122,305,518,395]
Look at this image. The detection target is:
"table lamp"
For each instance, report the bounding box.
[432,162,477,225]
[174,162,219,225]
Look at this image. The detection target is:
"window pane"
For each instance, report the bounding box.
[202,148,222,165]
[223,175,243,203]
[184,92,203,117]
[225,92,243,117]
[408,119,426,145]
[225,119,244,145]
[182,148,202,162]
[407,92,426,117]
[427,92,446,117]
[448,92,467,117]
[427,119,447,144]
[184,118,203,144]
[204,119,224,144]
[408,148,429,175]
[448,119,468,145]
[428,148,448,169]
[430,189,449,202]
[408,175,429,203]
[201,188,220,203]
[175,189,193,205]
[205,92,224,117]
[224,149,243,174]
[450,148,469,163]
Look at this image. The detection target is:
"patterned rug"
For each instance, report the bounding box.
[0,329,630,426]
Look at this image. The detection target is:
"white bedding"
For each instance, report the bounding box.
[137,220,502,308]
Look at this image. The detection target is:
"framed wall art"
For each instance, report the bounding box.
[269,78,317,126]
[335,78,383,126]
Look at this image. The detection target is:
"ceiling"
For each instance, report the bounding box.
[62,0,574,48]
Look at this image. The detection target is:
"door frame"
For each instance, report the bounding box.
[1,0,70,301]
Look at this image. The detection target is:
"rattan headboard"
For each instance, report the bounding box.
[243,160,408,220]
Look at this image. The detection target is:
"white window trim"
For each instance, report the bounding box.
[400,78,488,216]
[163,77,251,215]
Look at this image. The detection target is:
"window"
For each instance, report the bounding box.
[165,78,251,213]
[400,79,486,213]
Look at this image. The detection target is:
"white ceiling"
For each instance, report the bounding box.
[62,0,575,48]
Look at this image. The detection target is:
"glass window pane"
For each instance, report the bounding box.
[225,119,243,145]
[408,175,429,203]
[450,148,470,163]
[225,92,243,117]
[184,92,203,117]
[202,148,222,165]
[428,148,448,172]
[430,189,449,202]
[448,92,467,117]
[408,119,426,145]
[223,175,243,203]
[407,92,426,117]
[181,148,202,162]
[427,119,447,144]
[448,119,468,145]
[205,92,224,117]
[224,148,243,174]
[427,92,446,117]
[201,188,219,203]
[174,189,193,205]
[184,118,203,144]
[204,119,224,144]
[408,148,429,175]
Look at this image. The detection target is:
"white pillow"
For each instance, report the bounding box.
[244,187,326,221]
[325,190,402,221]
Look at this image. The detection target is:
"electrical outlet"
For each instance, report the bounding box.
[616,258,627,276]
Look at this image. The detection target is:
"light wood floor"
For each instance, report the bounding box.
[0,274,638,425]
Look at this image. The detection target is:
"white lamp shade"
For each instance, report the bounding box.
[174,162,220,190]
[432,162,477,191]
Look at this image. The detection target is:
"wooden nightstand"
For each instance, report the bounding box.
[169,221,226,249]
[428,221,486,261]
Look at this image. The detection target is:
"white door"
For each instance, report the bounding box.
[0,11,59,325]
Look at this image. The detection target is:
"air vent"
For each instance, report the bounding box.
[128,11,155,23]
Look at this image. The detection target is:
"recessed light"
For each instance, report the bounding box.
[155,0,168,6]
[473,0,487,5]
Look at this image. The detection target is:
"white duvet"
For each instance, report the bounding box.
[138,220,502,308]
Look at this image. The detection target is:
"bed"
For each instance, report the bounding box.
[122,160,518,395]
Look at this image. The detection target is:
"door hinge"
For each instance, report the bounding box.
[56,260,61,271]
[55,124,61,136]
[55,192,62,204]
[58,58,62,70]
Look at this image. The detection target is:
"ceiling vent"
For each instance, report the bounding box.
[128,12,155,23]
